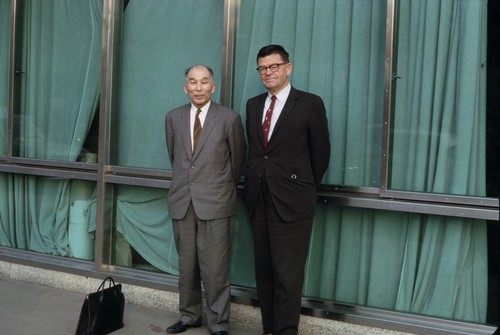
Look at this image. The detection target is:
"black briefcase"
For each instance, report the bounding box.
[75,277,125,335]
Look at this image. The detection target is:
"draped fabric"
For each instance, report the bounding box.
[110,0,255,282]
[233,0,486,323]
[389,0,488,321]
[18,0,101,161]
[108,0,225,273]
[391,0,487,197]
[0,0,102,256]
[114,0,223,169]
[233,0,385,187]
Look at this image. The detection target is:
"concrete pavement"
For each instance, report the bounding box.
[0,261,420,335]
[0,273,259,335]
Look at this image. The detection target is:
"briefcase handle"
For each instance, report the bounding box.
[97,277,117,291]
[96,277,119,302]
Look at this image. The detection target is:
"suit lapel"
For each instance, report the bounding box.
[268,87,298,145]
[179,105,193,158]
[255,94,267,147]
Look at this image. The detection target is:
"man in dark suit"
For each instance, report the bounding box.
[165,65,246,335]
[244,45,331,335]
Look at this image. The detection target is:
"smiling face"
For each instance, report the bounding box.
[257,53,292,95]
[184,66,216,109]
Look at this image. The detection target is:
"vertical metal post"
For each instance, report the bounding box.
[95,0,123,271]
[380,0,396,192]
[7,0,17,159]
[220,0,238,107]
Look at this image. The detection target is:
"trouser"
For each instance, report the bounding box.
[172,202,234,334]
[251,181,313,335]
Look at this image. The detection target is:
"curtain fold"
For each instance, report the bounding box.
[115,0,223,169]
[234,0,486,323]
[391,0,487,197]
[389,0,488,322]
[107,0,488,323]
[0,0,102,258]
[111,0,225,274]
[19,0,101,161]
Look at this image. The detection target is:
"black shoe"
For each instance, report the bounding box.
[166,321,200,334]
[211,332,229,335]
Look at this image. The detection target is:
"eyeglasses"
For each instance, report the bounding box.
[256,62,288,75]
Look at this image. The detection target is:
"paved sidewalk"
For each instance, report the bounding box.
[0,262,430,335]
[0,274,259,335]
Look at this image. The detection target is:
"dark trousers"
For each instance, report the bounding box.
[251,180,313,335]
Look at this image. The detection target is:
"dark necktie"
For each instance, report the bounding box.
[193,109,202,152]
[262,95,276,147]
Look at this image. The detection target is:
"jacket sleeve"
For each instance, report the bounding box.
[229,113,247,183]
[308,96,331,187]
[165,112,174,164]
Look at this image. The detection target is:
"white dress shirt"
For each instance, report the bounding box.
[262,84,291,142]
[190,101,210,151]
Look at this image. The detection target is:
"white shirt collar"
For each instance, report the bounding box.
[191,100,211,114]
[269,83,291,102]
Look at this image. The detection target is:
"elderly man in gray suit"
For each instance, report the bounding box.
[165,65,246,335]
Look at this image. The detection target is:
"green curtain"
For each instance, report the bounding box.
[109,0,487,323]
[17,0,101,161]
[111,0,256,282]
[0,0,102,257]
[0,0,10,156]
[233,0,385,187]
[114,0,224,169]
[233,0,486,323]
[390,0,488,321]
[391,0,487,197]
[110,0,226,273]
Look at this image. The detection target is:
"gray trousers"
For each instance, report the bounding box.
[172,202,234,333]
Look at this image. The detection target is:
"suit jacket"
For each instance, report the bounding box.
[165,101,246,221]
[244,87,330,222]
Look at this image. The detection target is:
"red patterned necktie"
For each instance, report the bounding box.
[262,95,276,147]
[193,109,202,152]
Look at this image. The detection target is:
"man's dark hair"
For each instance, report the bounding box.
[256,44,290,63]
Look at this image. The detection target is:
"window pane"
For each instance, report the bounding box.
[0,0,11,156]
[111,0,224,169]
[109,184,255,287]
[390,0,488,197]
[0,172,96,261]
[233,0,387,187]
[304,203,487,323]
[12,0,101,162]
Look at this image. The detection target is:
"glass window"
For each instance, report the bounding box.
[111,0,224,169]
[0,173,96,261]
[390,0,488,197]
[0,0,11,156]
[12,0,101,162]
[233,0,387,187]
[304,204,487,323]
[109,184,255,287]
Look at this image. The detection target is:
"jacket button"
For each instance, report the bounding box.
[291,174,297,179]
